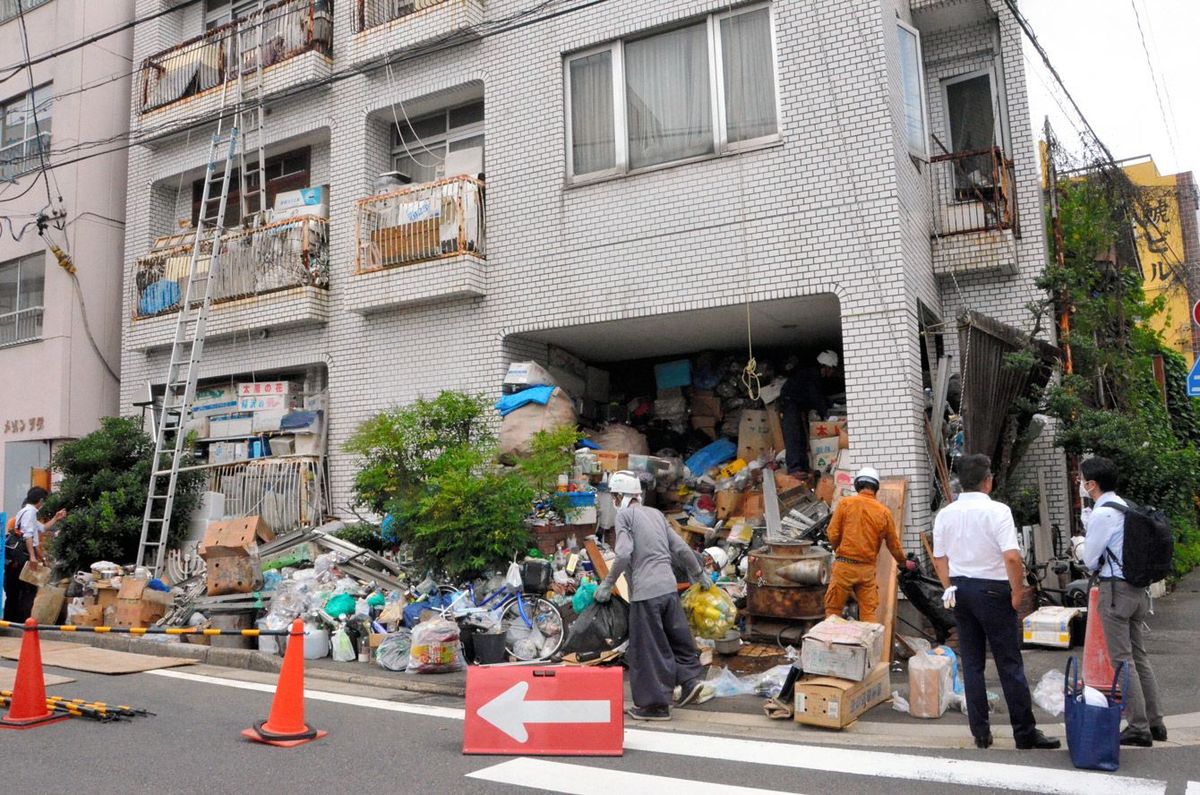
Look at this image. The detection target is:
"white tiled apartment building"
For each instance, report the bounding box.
[0,0,132,515]
[119,0,1069,541]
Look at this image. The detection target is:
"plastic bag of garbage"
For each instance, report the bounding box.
[1032,669,1066,717]
[331,626,356,662]
[709,667,755,698]
[682,583,737,639]
[745,665,793,699]
[314,552,338,576]
[892,690,911,713]
[505,561,523,590]
[376,629,412,672]
[407,618,464,673]
[507,622,546,661]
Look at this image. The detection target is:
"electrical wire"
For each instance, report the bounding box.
[1128,0,1178,168]
[14,0,59,216]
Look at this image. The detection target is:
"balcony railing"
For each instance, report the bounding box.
[355,0,450,31]
[0,307,43,348]
[930,146,1017,236]
[355,175,485,273]
[138,0,332,113]
[133,215,329,319]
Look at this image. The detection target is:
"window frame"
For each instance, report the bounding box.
[564,2,780,182]
[0,83,52,182]
[0,253,45,348]
[191,146,311,227]
[390,101,486,183]
[896,20,929,160]
[0,0,51,25]
[941,67,1001,155]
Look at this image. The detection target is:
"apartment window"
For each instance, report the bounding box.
[192,147,311,227]
[897,21,927,157]
[565,4,779,179]
[0,83,51,181]
[391,101,485,184]
[0,253,45,347]
[204,0,259,29]
[0,0,51,24]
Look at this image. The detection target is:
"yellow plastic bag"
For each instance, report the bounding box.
[682,582,737,640]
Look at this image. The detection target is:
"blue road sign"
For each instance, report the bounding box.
[1189,356,1200,398]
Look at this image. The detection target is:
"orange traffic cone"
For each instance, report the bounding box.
[242,618,325,747]
[1,618,68,729]
[1083,585,1116,690]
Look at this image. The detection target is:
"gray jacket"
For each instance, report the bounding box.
[602,502,703,601]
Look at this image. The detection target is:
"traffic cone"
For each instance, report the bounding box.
[1082,585,1116,690]
[242,618,325,747]
[0,619,69,729]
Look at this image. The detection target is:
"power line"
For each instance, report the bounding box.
[13,0,58,216]
[1129,0,1178,168]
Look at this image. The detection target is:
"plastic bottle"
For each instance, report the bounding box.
[302,619,330,659]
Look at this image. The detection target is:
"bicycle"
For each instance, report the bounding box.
[441,578,565,661]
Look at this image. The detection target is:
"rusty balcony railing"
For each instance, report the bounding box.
[355,175,485,273]
[139,0,332,113]
[132,216,329,319]
[930,147,1018,236]
[355,0,451,31]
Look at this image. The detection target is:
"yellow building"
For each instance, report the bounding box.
[1121,157,1200,365]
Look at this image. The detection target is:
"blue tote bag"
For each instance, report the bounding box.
[1064,656,1130,771]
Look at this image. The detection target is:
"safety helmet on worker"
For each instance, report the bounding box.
[704,546,729,571]
[853,466,881,492]
[817,350,839,368]
[609,470,643,508]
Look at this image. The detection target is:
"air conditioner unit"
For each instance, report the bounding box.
[444,145,483,179]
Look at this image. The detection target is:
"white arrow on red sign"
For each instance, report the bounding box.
[476,680,610,742]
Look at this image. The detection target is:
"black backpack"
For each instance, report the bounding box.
[1107,502,1174,588]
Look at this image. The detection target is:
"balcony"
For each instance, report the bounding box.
[348,0,484,67]
[128,215,330,350]
[137,0,332,135]
[930,147,1019,276]
[909,0,993,33]
[0,307,43,348]
[349,175,486,313]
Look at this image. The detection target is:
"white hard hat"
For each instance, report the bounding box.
[817,350,839,368]
[853,466,880,491]
[608,471,642,496]
[704,546,729,571]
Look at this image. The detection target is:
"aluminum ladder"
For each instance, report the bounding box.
[235,1,268,224]
[136,5,272,574]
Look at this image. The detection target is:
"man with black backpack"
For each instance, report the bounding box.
[1080,456,1169,747]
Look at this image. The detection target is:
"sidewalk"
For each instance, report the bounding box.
[7,567,1199,747]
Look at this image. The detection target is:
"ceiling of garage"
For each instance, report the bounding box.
[515,293,842,363]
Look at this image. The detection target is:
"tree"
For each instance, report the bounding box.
[44,417,204,575]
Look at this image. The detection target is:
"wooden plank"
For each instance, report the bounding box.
[763,468,784,542]
[873,476,909,663]
[583,537,629,602]
[1035,470,1053,563]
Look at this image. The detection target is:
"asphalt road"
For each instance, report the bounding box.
[2,660,1197,795]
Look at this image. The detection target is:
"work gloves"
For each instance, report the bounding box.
[594,581,613,603]
[941,585,957,609]
[698,577,714,591]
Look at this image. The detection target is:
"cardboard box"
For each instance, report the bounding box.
[209,414,254,438]
[73,604,105,628]
[909,652,954,719]
[94,585,120,615]
[801,617,885,681]
[714,490,743,520]
[200,516,275,596]
[810,437,840,472]
[810,420,847,439]
[1022,606,1085,649]
[31,585,66,624]
[114,579,172,628]
[19,561,53,587]
[691,416,718,439]
[794,662,889,729]
[766,406,786,455]
[738,409,773,462]
[191,385,238,417]
[742,490,765,521]
[595,451,629,473]
[691,390,722,421]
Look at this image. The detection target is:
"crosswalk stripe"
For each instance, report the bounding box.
[1185,782,1199,795]
[467,758,792,794]
[623,729,1167,795]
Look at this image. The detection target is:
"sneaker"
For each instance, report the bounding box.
[974,733,993,749]
[626,705,670,721]
[1150,724,1168,742]
[676,679,705,707]
[1015,730,1061,750]
[1119,727,1153,747]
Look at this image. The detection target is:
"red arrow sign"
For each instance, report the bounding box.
[463,666,624,756]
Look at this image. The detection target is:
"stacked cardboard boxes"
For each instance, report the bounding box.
[794,616,889,729]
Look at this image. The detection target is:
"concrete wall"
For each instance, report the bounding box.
[0,0,133,514]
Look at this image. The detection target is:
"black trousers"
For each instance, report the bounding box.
[779,399,811,473]
[2,566,35,622]
[951,576,1037,743]
[627,593,703,709]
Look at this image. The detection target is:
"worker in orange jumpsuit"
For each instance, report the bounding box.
[824,467,914,622]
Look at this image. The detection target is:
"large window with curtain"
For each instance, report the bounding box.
[565,3,779,180]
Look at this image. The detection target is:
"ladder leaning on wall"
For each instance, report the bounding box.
[136,5,270,575]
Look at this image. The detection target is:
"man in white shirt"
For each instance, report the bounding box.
[1080,456,1165,746]
[933,454,1059,750]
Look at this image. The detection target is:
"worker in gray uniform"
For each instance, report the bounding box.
[595,470,711,720]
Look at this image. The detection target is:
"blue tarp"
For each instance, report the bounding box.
[494,385,556,416]
[139,280,180,316]
[684,438,737,477]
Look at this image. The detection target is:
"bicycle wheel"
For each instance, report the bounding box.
[500,596,565,660]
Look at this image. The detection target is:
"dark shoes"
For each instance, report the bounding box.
[1015,730,1062,750]
[676,679,705,707]
[1119,727,1154,747]
[626,705,670,721]
[1150,724,1168,742]
[974,733,993,749]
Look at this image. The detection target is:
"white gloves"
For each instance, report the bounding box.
[941,585,958,609]
[1080,507,1093,530]
[594,581,613,603]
